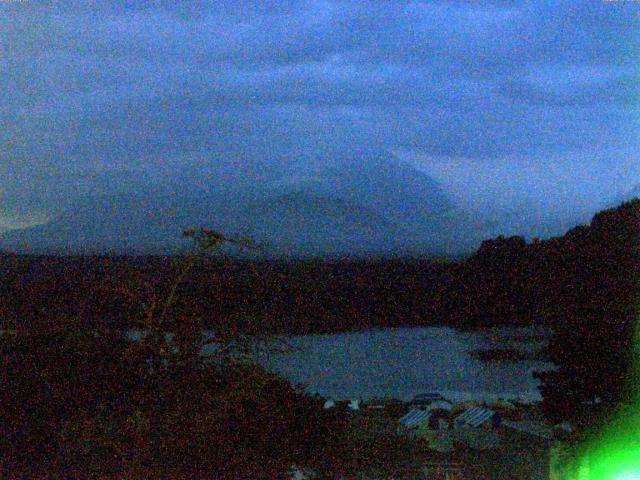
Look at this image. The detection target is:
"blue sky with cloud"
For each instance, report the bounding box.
[1,0,638,252]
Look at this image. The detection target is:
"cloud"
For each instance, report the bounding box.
[498,63,639,106]
[395,143,640,217]
[0,0,638,246]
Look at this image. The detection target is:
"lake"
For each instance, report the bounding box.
[203,326,555,403]
[4,324,553,403]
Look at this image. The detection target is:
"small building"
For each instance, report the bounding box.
[398,408,433,432]
[454,406,501,429]
[323,398,336,410]
[409,392,452,409]
[424,399,454,413]
[364,397,401,409]
[398,407,453,451]
[328,398,362,412]
[453,407,502,451]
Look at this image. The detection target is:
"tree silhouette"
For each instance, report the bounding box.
[0,228,346,478]
[535,200,640,427]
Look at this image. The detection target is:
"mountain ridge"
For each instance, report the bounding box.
[1,150,472,256]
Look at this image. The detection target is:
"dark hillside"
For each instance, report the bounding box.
[0,254,454,334]
[1,200,637,335]
[441,199,639,330]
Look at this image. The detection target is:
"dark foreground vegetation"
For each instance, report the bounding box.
[1,202,637,338]
[0,199,638,477]
[0,231,356,478]
[0,253,454,335]
[0,321,360,478]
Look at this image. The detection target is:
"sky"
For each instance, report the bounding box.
[1,0,639,253]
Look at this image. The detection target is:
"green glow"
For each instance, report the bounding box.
[560,405,640,480]
[615,474,640,480]
[560,301,640,480]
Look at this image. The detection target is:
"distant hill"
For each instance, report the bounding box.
[322,149,455,229]
[0,190,212,254]
[236,190,410,256]
[1,150,474,256]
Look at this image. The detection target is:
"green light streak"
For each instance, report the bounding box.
[559,300,640,480]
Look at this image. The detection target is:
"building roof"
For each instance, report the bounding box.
[399,408,432,428]
[425,400,454,412]
[454,407,496,428]
[410,392,447,405]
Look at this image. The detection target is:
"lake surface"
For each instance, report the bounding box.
[4,325,553,403]
[204,326,554,403]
